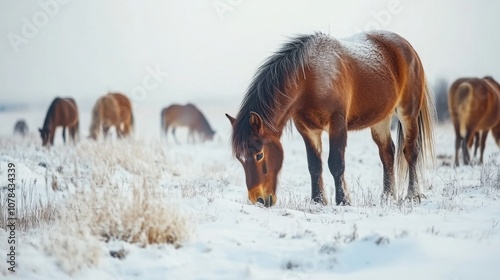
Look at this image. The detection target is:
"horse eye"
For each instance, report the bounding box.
[256,153,264,161]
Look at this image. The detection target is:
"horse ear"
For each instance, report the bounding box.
[249,111,263,135]
[225,114,236,125]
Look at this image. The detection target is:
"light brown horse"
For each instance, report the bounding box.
[161,103,216,143]
[89,92,134,139]
[39,97,79,146]
[226,31,435,207]
[448,76,500,166]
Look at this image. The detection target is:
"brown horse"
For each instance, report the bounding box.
[226,31,435,207]
[89,92,134,139]
[39,97,79,146]
[14,119,29,136]
[448,76,500,166]
[161,103,216,143]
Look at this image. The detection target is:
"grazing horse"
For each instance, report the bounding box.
[161,103,216,143]
[13,119,29,136]
[89,92,134,139]
[448,76,500,166]
[226,31,435,207]
[39,97,79,146]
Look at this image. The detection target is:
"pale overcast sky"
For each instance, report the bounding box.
[1,0,499,105]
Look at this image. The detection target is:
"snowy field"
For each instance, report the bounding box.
[1,101,500,280]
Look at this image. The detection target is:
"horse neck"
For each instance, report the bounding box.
[198,115,213,134]
[264,83,302,137]
[43,106,55,130]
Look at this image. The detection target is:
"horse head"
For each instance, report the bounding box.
[227,112,283,207]
[38,128,50,146]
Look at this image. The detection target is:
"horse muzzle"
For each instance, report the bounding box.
[248,186,275,207]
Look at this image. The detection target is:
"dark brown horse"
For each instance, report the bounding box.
[448,76,500,166]
[161,103,216,143]
[13,119,28,136]
[39,97,79,146]
[226,31,435,207]
[89,92,134,139]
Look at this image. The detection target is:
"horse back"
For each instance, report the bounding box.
[306,31,425,130]
[51,97,78,127]
[109,92,132,123]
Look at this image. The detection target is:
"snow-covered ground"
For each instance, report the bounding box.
[1,101,499,280]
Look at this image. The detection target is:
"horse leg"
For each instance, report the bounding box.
[370,117,396,201]
[163,124,169,141]
[479,130,489,164]
[462,130,474,165]
[473,132,480,158]
[400,116,421,201]
[328,115,350,206]
[296,125,326,205]
[172,127,180,144]
[453,122,462,167]
[62,127,66,144]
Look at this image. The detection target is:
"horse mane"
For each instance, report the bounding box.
[43,97,61,129]
[231,33,319,155]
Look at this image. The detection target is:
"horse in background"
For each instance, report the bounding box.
[448,76,500,166]
[39,97,79,146]
[13,119,29,136]
[161,103,216,143]
[226,31,435,207]
[89,92,134,140]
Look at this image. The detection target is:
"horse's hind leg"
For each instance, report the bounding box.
[462,130,474,165]
[397,112,421,202]
[371,117,396,201]
[453,122,462,167]
[472,132,480,158]
[62,127,66,144]
[295,123,327,205]
[479,130,489,164]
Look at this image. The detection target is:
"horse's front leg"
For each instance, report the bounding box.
[328,115,351,206]
[62,127,66,144]
[296,124,327,205]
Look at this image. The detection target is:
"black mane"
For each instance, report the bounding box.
[231,33,318,155]
[42,97,61,129]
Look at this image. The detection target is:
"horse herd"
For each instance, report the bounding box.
[9,30,500,207]
[12,92,216,146]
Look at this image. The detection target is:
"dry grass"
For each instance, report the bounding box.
[0,137,192,275]
[67,180,191,247]
[0,180,59,231]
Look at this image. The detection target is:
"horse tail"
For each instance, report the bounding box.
[89,98,101,139]
[417,82,436,168]
[129,110,135,134]
[396,81,436,190]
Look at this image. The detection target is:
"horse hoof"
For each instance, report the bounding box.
[406,193,426,203]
